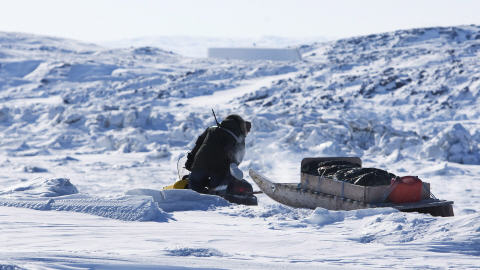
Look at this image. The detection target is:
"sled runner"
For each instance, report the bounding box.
[249,157,454,217]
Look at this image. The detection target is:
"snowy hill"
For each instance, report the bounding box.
[250,26,480,165]
[101,35,327,58]
[1,27,479,269]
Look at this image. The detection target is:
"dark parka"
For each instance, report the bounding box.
[185,115,248,177]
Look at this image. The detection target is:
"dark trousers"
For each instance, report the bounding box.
[188,170,226,194]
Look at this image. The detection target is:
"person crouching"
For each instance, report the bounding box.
[184,114,251,194]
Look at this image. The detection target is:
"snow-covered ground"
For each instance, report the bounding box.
[1,26,479,269]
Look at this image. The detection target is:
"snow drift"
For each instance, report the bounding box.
[0,177,78,197]
[0,180,230,221]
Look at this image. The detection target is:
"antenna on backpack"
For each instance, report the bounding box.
[212,108,220,126]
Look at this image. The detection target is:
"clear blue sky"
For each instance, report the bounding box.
[1,0,479,42]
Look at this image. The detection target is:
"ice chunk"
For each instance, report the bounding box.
[421,124,480,164]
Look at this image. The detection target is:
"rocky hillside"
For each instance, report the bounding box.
[1,26,479,169]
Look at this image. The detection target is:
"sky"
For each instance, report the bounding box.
[1,0,480,43]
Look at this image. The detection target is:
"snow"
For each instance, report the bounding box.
[1,26,480,269]
[126,189,230,212]
[0,177,78,197]
[421,123,480,164]
[0,194,170,222]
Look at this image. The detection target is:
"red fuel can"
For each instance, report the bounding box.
[388,176,423,203]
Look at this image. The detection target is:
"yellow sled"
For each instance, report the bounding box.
[163,176,189,190]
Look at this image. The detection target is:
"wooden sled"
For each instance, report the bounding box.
[249,157,454,217]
